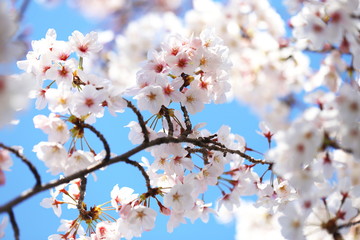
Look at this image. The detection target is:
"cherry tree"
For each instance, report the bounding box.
[1,0,360,239]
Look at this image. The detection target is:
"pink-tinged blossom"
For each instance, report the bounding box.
[45,85,73,114]
[166,211,186,233]
[68,31,103,57]
[33,142,68,175]
[62,181,80,209]
[125,121,157,145]
[181,88,207,115]
[193,164,222,194]
[163,183,195,212]
[51,219,85,240]
[257,121,275,145]
[33,114,70,144]
[143,50,170,75]
[0,216,8,239]
[104,88,127,116]
[50,40,72,62]
[31,88,48,110]
[45,60,75,86]
[73,85,105,117]
[304,193,357,240]
[0,149,12,172]
[168,52,195,76]
[93,221,119,240]
[234,201,285,240]
[218,188,241,211]
[165,144,194,176]
[134,85,166,114]
[335,84,360,125]
[269,119,323,178]
[110,185,138,211]
[325,1,359,45]
[127,206,157,231]
[186,200,215,224]
[40,188,63,217]
[64,150,95,176]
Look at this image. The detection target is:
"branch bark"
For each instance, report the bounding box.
[0,136,269,213]
[124,99,149,143]
[0,143,41,188]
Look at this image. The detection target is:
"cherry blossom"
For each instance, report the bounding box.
[68,31,102,57]
[0,216,8,239]
[2,1,360,239]
[40,188,63,217]
[163,183,195,212]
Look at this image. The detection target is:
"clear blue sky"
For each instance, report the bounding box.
[0,1,288,239]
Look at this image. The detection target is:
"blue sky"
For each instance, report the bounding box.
[0,0,288,239]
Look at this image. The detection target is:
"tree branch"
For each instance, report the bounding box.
[8,209,19,240]
[77,176,87,211]
[338,219,360,230]
[0,143,41,188]
[180,104,192,136]
[80,123,111,163]
[0,136,268,213]
[124,99,149,143]
[121,158,151,191]
[162,106,174,137]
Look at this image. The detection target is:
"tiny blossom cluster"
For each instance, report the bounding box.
[262,80,360,239]
[290,0,360,69]
[130,28,231,115]
[183,0,311,122]
[107,12,185,91]
[17,29,126,123]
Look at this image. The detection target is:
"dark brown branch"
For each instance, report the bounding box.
[8,209,19,240]
[180,104,192,136]
[338,219,360,230]
[162,106,174,137]
[81,123,111,163]
[0,143,41,188]
[124,99,149,143]
[0,136,268,213]
[77,176,87,210]
[121,158,151,191]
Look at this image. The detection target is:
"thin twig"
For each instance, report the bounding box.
[77,176,87,210]
[0,143,41,188]
[8,209,19,240]
[80,123,111,163]
[180,104,192,136]
[162,106,174,137]
[338,219,360,230]
[124,98,149,143]
[121,158,151,191]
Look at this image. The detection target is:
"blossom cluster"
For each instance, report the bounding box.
[1,0,360,240]
[17,29,127,123]
[130,28,231,115]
